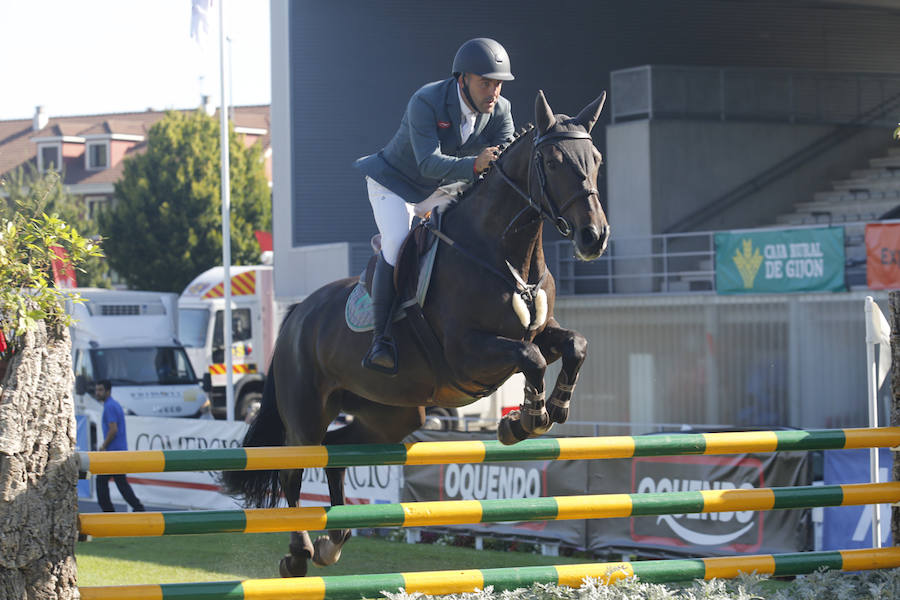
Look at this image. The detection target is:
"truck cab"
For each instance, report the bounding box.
[178,265,276,420]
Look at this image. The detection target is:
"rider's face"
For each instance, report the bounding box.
[460,74,503,114]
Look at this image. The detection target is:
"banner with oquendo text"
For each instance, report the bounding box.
[865,223,900,290]
[587,450,811,558]
[402,430,588,548]
[715,227,845,294]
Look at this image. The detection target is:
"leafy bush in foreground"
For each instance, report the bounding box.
[380,567,900,600]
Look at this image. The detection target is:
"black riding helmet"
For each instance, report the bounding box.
[451,38,515,81]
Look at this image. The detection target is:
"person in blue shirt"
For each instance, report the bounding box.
[95,379,145,512]
[355,38,516,374]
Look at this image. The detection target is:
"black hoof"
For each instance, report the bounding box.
[280,554,308,578]
[498,410,530,445]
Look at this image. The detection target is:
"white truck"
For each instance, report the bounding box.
[178,265,277,421]
[177,259,523,428]
[70,289,212,448]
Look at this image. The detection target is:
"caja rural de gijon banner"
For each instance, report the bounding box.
[715,227,845,294]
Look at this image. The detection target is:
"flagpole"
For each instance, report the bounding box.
[865,296,882,548]
[219,0,234,422]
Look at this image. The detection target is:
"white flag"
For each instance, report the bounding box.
[191,0,213,45]
[866,297,892,388]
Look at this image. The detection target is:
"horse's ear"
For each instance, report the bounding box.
[535,90,555,134]
[572,91,607,133]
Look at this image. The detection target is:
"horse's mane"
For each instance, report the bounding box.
[442,122,536,211]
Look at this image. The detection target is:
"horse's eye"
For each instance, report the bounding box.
[545,150,563,170]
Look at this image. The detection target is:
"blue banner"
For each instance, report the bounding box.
[822,448,893,549]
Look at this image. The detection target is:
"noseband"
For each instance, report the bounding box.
[494,128,599,238]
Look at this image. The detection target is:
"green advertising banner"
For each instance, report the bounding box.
[715,227,845,294]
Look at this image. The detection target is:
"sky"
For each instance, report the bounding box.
[0,0,271,121]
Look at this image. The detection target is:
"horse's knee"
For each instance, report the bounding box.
[518,345,547,379]
[564,332,588,365]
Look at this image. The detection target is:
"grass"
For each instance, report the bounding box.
[76,531,587,586]
[77,532,878,598]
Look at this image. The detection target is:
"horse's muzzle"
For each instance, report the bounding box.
[575,223,609,261]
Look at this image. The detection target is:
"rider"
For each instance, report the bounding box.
[355,37,516,374]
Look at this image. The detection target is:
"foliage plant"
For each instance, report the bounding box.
[0,170,103,360]
[3,164,109,287]
[101,109,272,293]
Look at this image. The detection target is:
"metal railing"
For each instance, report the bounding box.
[348,220,875,298]
[546,220,874,296]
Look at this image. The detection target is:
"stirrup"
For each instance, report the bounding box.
[362,337,399,375]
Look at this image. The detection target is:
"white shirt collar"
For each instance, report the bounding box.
[456,81,477,142]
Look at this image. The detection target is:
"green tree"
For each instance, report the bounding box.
[2,165,109,288]
[100,110,271,293]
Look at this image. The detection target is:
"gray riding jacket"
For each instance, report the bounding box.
[355,78,514,204]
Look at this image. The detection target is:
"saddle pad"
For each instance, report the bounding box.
[345,240,439,333]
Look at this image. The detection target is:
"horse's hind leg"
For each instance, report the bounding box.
[278,468,315,577]
[533,317,587,424]
[310,401,425,567]
[309,466,351,566]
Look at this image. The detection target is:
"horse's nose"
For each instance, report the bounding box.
[580,224,600,249]
[597,223,609,249]
[578,223,610,257]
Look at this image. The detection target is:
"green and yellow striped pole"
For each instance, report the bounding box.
[79,426,900,475]
[77,546,900,600]
[78,481,900,537]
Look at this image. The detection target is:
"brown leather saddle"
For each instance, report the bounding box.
[361,214,439,302]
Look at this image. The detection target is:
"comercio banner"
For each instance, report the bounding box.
[715,227,845,294]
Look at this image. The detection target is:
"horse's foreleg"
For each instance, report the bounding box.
[311,466,351,567]
[533,318,587,425]
[279,468,315,577]
[451,333,549,445]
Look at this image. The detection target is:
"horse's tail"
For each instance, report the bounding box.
[219,364,285,508]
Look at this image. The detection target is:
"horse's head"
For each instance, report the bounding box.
[531,90,610,261]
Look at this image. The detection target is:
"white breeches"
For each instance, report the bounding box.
[366,177,415,266]
[366,177,471,266]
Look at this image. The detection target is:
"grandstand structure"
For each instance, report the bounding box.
[269,0,900,434]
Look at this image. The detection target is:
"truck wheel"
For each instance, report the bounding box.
[423,407,455,431]
[238,392,263,423]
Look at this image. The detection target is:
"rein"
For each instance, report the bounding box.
[423,220,547,302]
[423,126,597,302]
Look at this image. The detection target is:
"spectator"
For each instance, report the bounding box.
[94,379,145,512]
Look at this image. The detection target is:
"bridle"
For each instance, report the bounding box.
[494,127,599,239]
[422,125,601,324]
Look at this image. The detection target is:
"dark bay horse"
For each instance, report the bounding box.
[221,90,610,577]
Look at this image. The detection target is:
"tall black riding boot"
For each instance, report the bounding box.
[362,254,398,374]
